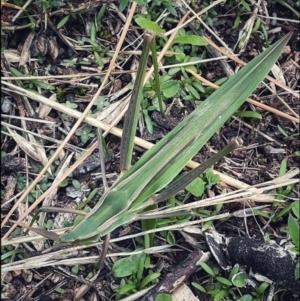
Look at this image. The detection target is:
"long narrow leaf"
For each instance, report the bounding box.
[120,33,153,172]
[128,33,292,208]
[62,33,292,242]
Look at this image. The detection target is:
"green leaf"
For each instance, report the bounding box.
[31,80,55,90]
[65,101,78,109]
[288,214,300,247]
[137,254,146,281]
[186,84,200,99]
[87,188,99,202]
[139,272,160,289]
[94,51,104,67]
[131,253,145,275]
[72,179,81,190]
[9,67,25,77]
[46,219,53,229]
[186,177,204,197]
[232,272,248,287]
[73,206,90,226]
[81,133,89,144]
[174,47,185,62]
[71,265,79,274]
[57,15,70,29]
[279,158,287,176]
[50,1,65,7]
[292,201,300,219]
[165,4,177,16]
[229,264,239,281]
[167,231,175,244]
[134,0,147,4]
[54,287,65,294]
[234,111,262,119]
[59,179,68,187]
[1,249,26,261]
[155,293,172,301]
[120,33,153,172]
[252,17,261,33]
[192,81,205,93]
[256,282,269,295]
[152,98,166,111]
[185,65,197,73]
[199,261,215,277]
[238,295,253,301]
[161,80,179,97]
[205,169,220,185]
[83,124,92,133]
[254,209,270,219]
[277,125,289,137]
[135,17,165,34]
[191,282,207,293]
[241,0,251,11]
[216,276,232,286]
[112,257,135,277]
[143,109,154,134]
[168,68,181,76]
[117,283,136,295]
[119,0,130,12]
[214,289,228,301]
[53,33,291,242]
[173,35,208,46]
[233,13,240,29]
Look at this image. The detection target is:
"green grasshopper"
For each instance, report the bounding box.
[25,32,292,246]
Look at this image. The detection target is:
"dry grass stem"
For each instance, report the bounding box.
[187,69,299,123]
[1,1,139,239]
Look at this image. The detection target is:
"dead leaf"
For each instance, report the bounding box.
[38,93,56,118]
[19,32,34,67]
[271,63,286,86]
[7,128,41,162]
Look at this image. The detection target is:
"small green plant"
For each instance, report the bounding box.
[94,96,110,111]
[54,286,66,294]
[1,245,27,264]
[195,262,233,301]
[185,168,219,194]
[193,262,271,301]
[249,282,270,301]
[87,14,116,67]
[56,2,82,30]
[75,124,95,144]
[134,0,177,20]
[15,172,50,203]
[16,172,26,191]
[197,1,218,27]
[155,293,172,301]
[112,253,160,300]
[65,100,78,109]
[71,264,85,275]
[165,28,209,102]
[273,159,296,202]
[253,159,296,222]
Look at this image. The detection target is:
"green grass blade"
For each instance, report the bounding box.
[120,33,153,172]
[121,33,291,209]
[154,138,243,204]
[150,37,165,116]
[63,33,292,241]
